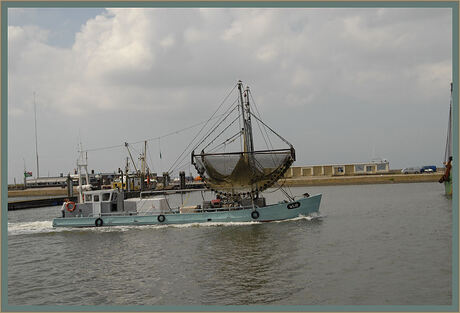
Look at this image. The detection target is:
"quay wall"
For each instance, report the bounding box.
[8,187,78,198]
[283,173,443,187]
[8,173,444,199]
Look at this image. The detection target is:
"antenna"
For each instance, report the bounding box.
[77,141,90,203]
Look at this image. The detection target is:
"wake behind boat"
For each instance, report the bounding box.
[53,81,322,228]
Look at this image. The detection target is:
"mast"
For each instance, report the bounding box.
[238,81,257,197]
[444,82,453,164]
[33,92,40,178]
[237,81,248,153]
[142,140,147,175]
[244,86,255,153]
[141,140,147,191]
[237,81,255,154]
[125,157,130,191]
[125,142,139,173]
[77,142,90,203]
[23,158,27,188]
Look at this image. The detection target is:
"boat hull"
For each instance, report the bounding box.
[444,180,452,196]
[52,194,322,228]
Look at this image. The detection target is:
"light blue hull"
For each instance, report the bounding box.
[445,180,452,196]
[52,194,321,228]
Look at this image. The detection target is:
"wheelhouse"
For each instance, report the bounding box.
[83,190,118,203]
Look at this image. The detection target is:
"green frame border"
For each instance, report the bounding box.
[2,1,458,312]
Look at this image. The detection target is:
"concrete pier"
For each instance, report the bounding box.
[8,196,78,210]
[283,173,443,187]
[8,187,78,198]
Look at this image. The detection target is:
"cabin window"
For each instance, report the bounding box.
[94,195,100,202]
[102,193,110,201]
[354,164,364,172]
[85,195,92,202]
[377,163,387,171]
[112,193,117,201]
[366,165,373,172]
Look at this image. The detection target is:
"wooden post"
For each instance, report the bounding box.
[66,174,72,197]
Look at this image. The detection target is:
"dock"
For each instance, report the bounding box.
[8,196,78,211]
[283,173,443,186]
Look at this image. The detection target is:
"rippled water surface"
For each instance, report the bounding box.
[7,183,453,306]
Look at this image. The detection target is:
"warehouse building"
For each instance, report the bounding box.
[284,160,390,178]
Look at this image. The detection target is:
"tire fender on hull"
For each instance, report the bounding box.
[95,218,103,227]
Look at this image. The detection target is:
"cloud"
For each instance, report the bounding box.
[7,7,452,183]
[9,8,451,115]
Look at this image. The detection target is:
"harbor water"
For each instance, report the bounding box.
[7,183,452,306]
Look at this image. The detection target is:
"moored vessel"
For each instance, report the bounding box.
[439,83,453,196]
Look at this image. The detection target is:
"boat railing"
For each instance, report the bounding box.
[88,212,139,217]
[195,205,252,213]
[86,205,258,217]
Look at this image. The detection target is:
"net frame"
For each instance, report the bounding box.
[192,148,295,195]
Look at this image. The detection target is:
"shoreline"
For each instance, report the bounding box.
[8,187,79,198]
[8,173,443,198]
[283,173,443,186]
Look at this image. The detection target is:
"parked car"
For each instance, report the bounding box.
[401,167,421,174]
[421,165,437,173]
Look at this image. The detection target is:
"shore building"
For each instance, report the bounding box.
[284,160,390,178]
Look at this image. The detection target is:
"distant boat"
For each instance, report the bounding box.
[53,81,322,228]
[439,83,453,196]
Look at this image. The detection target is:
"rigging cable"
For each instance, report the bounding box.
[207,131,242,153]
[168,100,238,176]
[250,91,295,197]
[249,91,275,151]
[84,143,124,153]
[82,113,228,153]
[146,143,155,173]
[250,103,276,167]
[249,111,293,148]
[268,179,294,202]
[201,114,241,152]
[167,84,238,174]
[131,114,225,145]
[191,99,239,152]
[237,97,243,153]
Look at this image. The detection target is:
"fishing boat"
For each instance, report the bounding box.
[52,81,322,227]
[439,83,453,196]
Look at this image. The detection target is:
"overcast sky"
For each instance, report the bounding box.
[7,7,452,184]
